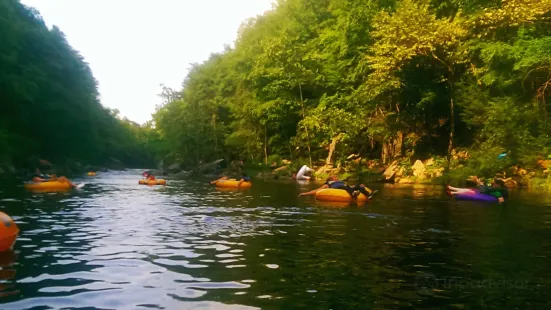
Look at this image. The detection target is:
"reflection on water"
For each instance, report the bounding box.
[0,170,550,309]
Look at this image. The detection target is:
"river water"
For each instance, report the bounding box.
[0,170,550,309]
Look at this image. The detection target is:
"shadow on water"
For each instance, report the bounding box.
[0,170,550,309]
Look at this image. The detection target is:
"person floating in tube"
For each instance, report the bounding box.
[293,165,315,180]
[298,175,377,199]
[142,171,156,180]
[31,168,77,187]
[210,173,251,186]
[446,176,508,203]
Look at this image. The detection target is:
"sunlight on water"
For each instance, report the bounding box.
[0,170,549,309]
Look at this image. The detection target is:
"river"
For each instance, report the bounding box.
[0,170,549,309]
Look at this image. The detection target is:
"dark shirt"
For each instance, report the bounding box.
[32,173,51,181]
[478,185,508,198]
[324,180,346,189]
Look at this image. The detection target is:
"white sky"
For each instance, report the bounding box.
[20,0,274,124]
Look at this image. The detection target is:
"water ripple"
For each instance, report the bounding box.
[0,170,548,309]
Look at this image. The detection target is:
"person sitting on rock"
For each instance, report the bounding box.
[293,165,315,180]
[298,175,377,199]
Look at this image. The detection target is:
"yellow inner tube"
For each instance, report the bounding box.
[214,180,252,188]
[87,172,97,176]
[315,188,368,202]
[139,179,167,185]
[24,180,72,192]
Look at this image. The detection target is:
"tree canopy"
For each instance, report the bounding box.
[5,0,551,176]
[153,0,551,174]
[0,0,156,170]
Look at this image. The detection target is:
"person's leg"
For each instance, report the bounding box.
[447,185,476,195]
[447,185,475,195]
[341,185,356,198]
[352,184,372,197]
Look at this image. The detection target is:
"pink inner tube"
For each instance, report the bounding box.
[454,191,498,202]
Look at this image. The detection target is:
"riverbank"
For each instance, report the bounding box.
[0,156,130,181]
[241,152,551,190]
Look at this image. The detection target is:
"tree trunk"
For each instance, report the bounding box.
[326,135,339,166]
[447,96,455,171]
[280,123,294,160]
[299,83,312,167]
[381,132,403,164]
[381,141,390,164]
[394,131,403,158]
[212,114,218,159]
[264,125,268,165]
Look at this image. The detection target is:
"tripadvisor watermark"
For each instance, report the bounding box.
[415,273,531,294]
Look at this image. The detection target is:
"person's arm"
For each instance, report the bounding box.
[210,176,227,184]
[298,184,329,197]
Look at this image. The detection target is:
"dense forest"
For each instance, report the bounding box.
[154,0,551,179]
[0,0,158,173]
[3,0,550,180]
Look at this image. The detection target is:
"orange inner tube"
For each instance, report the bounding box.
[0,212,18,252]
[139,179,167,185]
[24,180,72,192]
[315,188,368,202]
[214,180,252,188]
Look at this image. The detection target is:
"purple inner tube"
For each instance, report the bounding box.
[454,191,498,202]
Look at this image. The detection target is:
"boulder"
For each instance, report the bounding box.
[397,177,415,184]
[519,177,531,187]
[452,150,469,161]
[431,168,444,178]
[0,163,15,175]
[197,159,224,174]
[395,167,404,178]
[39,159,53,166]
[316,164,335,175]
[171,170,192,178]
[412,160,426,178]
[167,162,182,172]
[274,165,289,173]
[107,157,124,170]
[382,160,399,181]
[538,159,551,169]
[502,177,518,188]
[366,160,385,174]
[150,169,163,176]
